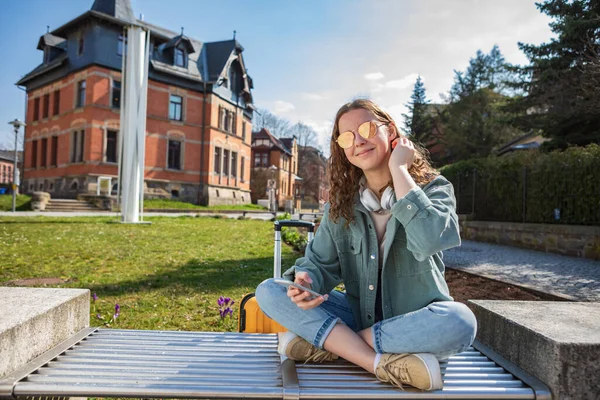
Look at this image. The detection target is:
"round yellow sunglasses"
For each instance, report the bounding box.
[336,120,387,149]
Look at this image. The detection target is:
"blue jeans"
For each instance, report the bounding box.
[255,278,477,360]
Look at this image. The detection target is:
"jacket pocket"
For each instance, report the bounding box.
[392,237,434,277]
[335,235,362,283]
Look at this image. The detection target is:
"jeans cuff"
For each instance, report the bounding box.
[372,321,384,354]
[314,315,340,349]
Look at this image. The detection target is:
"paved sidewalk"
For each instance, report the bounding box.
[0,211,289,220]
[444,240,600,302]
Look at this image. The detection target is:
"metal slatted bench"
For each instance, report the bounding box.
[0,328,551,400]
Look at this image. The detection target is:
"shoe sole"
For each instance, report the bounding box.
[413,353,443,390]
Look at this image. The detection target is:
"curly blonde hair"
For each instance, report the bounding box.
[328,99,439,226]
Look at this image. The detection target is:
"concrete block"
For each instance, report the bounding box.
[470,300,600,400]
[0,287,89,378]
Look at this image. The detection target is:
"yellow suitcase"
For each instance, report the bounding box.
[238,220,315,333]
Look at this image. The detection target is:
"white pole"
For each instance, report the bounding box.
[120,25,149,223]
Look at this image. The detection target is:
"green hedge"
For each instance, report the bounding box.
[440,144,600,225]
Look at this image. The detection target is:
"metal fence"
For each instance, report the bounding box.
[449,164,600,226]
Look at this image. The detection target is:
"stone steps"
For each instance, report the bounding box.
[44,199,100,212]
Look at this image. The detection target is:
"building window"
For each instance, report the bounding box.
[106,130,118,163]
[33,98,40,121]
[254,153,260,167]
[53,90,60,116]
[32,140,38,168]
[167,139,182,170]
[117,34,126,56]
[112,81,121,108]
[43,94,50,119]
[241,156,245,182]
[223,150,229,176]
[51,136,58,166]
[261,153,268,167]
[169,95,182,121]
[41,138,48,167]
[242,122,246,141]
[231,152,238,178]
[76,80,86,108]
[77,34,84,56]
[175,48,185,67]
[44,48,51,64]
[214,147,221,174]
[218,107,236,134]
[71,130,84,163]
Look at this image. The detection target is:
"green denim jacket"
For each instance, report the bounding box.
[283,175,460,330]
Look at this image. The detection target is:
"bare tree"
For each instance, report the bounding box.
[252,108,291,138]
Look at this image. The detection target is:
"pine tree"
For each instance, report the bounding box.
[402,76,432,145]
[507,0,600,149]
[443,46,521,162]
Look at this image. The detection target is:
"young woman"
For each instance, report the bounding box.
[256,99,477,391]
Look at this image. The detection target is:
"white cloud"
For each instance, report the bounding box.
[364,72,385,81]
[384,73,420,90]
[273,100,295,114]
[301,92,328,101]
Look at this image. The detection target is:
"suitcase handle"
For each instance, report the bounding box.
[274,220,315,232]
[273,220,316,278]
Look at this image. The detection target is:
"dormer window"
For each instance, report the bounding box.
[44,47,51,64]
[175,48,185,67]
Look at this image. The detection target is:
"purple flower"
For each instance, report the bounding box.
[92,293,98,302]
[217,296,225,306]
[224,297,231,304]
[96,313,102,320]
[114,304,120,318]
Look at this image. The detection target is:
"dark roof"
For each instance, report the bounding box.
[17,0,252,99]
[253,129,292,155]
[280,138,294,150]
[163,34,195,53]
[204,40,243,81]
[0,151,23,163]
[37,33,67,51]
[16,53,68,86]
[91,0,134,23]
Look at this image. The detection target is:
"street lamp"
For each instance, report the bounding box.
[8,119,25,213]
[268,164,278,212]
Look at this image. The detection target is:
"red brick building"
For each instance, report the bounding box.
[16,0,254,205]
[250,128,299,208]
[297,145,329,210]
[0,151,21,186]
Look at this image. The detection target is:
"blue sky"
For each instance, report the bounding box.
[0,0,554,152]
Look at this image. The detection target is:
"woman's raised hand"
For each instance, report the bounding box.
[389,136,415,170]
[289,271,328,310]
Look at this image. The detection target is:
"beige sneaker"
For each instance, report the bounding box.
[278,332,338,362]
[375,353,442,391]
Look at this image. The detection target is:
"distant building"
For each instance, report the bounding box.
[495,132,550,156]
[250,129,299,208]
[0,151,24,186]
[297,145,329,210]
[15,0,254,205]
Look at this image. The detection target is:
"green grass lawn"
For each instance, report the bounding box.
[143,198,268,211]
[0,194,31,211]
[0,216,299,332]
[0,195,268,212]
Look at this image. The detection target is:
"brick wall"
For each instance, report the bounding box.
[22,65,251,205]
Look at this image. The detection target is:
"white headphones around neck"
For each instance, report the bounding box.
[359,177,396,213]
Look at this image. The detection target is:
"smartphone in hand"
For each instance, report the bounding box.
[273,278,326,301]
